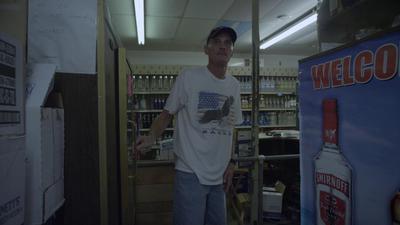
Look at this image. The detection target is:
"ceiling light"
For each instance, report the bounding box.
[134,0,145,45]
[260,10,317,50]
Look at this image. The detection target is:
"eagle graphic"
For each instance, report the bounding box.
[199,96,234,124]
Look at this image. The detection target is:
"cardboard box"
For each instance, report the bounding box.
[263,181,286,219]
[0,136,25,225]
[25,64,65,225]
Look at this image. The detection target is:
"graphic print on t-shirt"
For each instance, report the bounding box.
[197,91,234,128]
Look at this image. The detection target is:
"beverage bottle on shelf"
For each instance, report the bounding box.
[142,113,147,129]
[278,112,284,125]
[151,96,156,109]
[284,96,289,109]
[270,112,277,125]
[241,96,246,109]
[276,77,282,91]
[270,77,276,91]
[132,75,137,91]
[314,99,352,225]
[282,77,289,91]
[290,77,295,91]
[279,96,284,109]
[164,75,169,90]
[260,77,265,92]
[140,95,146,109]
[151,75,157,91]
[272,97,277,109]
[144,76,150,91]
[245,113,251,126]
[266,77,272,91]
[169,76,175,89]
[244,77,248,92]
[260,95,265,108]
[137,76,143,91]
[133,96,139,110]
[161,97,165,109]
[392,190,400,225]
[246,77,251,92]
[158,75,163,90]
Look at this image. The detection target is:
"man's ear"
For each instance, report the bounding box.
[204,45,209,55]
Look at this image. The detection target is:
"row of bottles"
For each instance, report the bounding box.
[238,76,297,92]
[240,111,297,126]
[129,94,296,111]
[130,95,167,110]
[132,75,176,92]
[241,95,296,109]
[138,112,174,129]
[131,74,296,93]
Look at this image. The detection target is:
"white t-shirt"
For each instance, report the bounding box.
[164,66,243,185]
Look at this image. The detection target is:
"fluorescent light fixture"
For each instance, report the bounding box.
[134,0,145,45]
[260,12,317,49]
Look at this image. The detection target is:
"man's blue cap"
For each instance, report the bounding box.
[206,26,237,45]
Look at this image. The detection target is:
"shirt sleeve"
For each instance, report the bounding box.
[164,71,187,114]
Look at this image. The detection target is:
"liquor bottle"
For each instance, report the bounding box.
[169,76,175,90]
[314,99,352,225]
[163,75,169,90]
[140,95,146,109]
[151,75,157,91]
[392,190,400,225]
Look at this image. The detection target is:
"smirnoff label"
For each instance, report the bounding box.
[315,99,352,225]
[316,172,350,197]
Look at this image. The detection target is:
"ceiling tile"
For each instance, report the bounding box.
[146,0,188,17]
[259,0,317,39]
[184,0,234,19]
[223,0,280,21]
[146,16,180,39]
[106,0,133,15]
[111,14,136,39]
[289,26,317,45]
[222,0,251,21]
[110,0,319,55]
[175,18,217,43]
[259,0,284,18]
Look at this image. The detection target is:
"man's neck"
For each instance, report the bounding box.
[207,63,227,79]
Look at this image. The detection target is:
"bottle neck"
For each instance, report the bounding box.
[323,109,338,145]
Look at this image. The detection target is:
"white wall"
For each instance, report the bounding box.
[127,50,306,68]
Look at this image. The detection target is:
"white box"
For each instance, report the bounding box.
[158,138,174,160]
[25,64,65,225]
[262,181,286,219]
[0,136,25,225]
[263,188,283,216]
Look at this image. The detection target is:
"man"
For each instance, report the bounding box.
[135,26,243,225]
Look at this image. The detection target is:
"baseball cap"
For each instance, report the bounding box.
[206,26,237,45]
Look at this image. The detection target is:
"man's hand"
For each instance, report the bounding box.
[223,162,235,192]
[134,135,155,159]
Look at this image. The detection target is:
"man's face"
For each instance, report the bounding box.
[204,33,234,65]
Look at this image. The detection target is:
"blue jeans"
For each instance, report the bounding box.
[173,170,227,225]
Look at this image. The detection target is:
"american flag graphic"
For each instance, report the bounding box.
[198,91,226,110]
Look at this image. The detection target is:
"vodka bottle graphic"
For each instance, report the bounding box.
[314,99,352,225]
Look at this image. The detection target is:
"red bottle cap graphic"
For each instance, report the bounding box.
[323,99,338,145]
